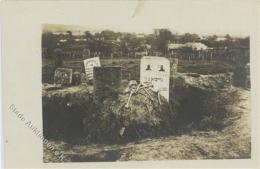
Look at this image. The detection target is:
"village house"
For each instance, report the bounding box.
[168,42,208,51]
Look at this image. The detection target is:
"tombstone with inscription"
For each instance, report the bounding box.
[83,57,101,81]
[54,68,73,86]
[140,56,170,101]
[93,67,122,104]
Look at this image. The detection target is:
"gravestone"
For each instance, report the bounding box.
[83,57,101,81]
[140,56,170,101]
[93,67,122,104]
[54,68,73,86]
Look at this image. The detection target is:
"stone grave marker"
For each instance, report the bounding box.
[93,67,122,104]
[54,68,73,86]
[140,56,170,101]
[83,57,101,81]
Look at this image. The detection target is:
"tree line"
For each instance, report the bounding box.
[42,29,249,59]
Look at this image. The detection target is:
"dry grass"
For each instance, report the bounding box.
[43,87,250,162]
[42,58,235,83]
[42,57,247,162]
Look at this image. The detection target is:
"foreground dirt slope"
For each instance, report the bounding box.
[120,88,250,160]
[44,87,250,162]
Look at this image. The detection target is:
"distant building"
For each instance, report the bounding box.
[168,42,208,51]
[136,33,145,38]
[74,38,87,42]
[168,43,185,50]
[199,35,208,40]
[145,44,152,50]
[59,39,68,43]
[116,37,121,42]
[184,42,208,50]
[216,37,227,41]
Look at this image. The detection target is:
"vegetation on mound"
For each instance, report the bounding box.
[43,82,176,143]
[43,87,250,162]
[42,72,233,144]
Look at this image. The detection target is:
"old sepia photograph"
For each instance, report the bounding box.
[42,21,250,162]
[2,0,259,168]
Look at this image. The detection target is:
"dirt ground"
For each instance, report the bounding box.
[43,86,250,162]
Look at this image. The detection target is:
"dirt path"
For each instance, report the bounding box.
[118,87,250,160]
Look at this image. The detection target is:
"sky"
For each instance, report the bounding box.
[41,0,257,37]
[134,1,254,36]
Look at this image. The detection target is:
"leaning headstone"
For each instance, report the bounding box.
[54,68,73,86]
[83,57,101,81]
[93,67,122,104]
[140,56,170,101]
[171,58,178,76]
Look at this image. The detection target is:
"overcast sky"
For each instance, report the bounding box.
[108,0,254,36]
[41,0,256,37]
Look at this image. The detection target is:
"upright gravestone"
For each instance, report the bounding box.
[93,67,122,104]
[83,57,101,81]
[54,68,73,86]
[140,56,170,101]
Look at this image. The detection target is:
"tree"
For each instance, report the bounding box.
[66,30,74,44]
[179,33,200,43]
[53,47,63,68]
[84,31,93,40]
[237,37,249,48]
[100,30,117,40]
[42,32,59,59]
[154,29,174,54]
[203,35,217,47]
[224,34,232,41]
[94,32,101,40]
[144,34,155,45]
[120,33,139,56]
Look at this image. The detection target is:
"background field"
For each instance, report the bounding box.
[42,58,235,84]
[42,56,250,162]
